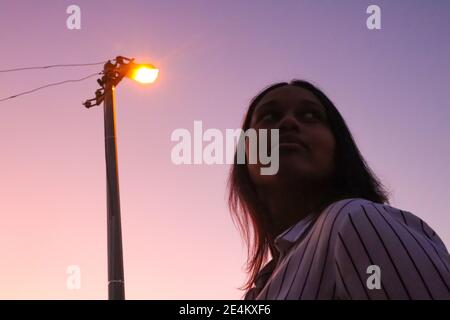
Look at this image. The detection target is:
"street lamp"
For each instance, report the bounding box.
[83,56,158,300]
[128,65,159,84]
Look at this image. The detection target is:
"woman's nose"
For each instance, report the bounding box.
[278,113,300,132]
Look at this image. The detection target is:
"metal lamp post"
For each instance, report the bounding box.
[83,56,159,300]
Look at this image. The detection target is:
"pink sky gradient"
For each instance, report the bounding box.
[0,0,449,299]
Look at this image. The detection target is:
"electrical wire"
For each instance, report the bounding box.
[0,61,107,73]
[0,72,101,103]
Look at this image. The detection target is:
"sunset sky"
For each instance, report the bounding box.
[0,0,449,299]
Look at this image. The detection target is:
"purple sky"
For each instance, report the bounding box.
[0,0,449,299]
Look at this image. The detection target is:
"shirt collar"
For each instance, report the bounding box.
[252,214,316,289]
[274,213,315,256]
[254,259,277,289]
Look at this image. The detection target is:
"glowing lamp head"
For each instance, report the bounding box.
[128,64,159,84]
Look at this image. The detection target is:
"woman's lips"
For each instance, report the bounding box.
[274,134,309,153]
[278,142,308,152]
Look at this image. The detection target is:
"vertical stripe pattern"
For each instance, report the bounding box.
[243,198,450,300]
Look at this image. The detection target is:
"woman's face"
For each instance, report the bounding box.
[246,85,336,186]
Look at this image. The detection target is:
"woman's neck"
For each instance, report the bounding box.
[258,179,334,238]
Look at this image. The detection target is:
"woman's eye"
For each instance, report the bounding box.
[304,112,315,119]
[260,112,277,122]
[302,111,320,122]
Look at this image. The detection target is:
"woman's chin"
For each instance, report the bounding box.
[277,157,311,176]
[259,162,315,184]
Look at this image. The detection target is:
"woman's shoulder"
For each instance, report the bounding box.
[322,198,450,299]
[320,197,448,254]
[321,197,420,225]
[318,197,377,225]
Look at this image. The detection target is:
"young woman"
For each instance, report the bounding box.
[228,80,450,300]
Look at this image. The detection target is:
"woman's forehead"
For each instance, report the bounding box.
[256,85,324,111]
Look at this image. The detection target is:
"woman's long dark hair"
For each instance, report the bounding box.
[227,79,390,295]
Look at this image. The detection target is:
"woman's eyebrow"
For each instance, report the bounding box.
[297,99,322,109]
[255,98,323,113]
[254,99,278,114]
[253,99,326,124]
[297,99,327,115]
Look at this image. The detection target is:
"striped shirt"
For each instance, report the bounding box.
[243,198,450,300]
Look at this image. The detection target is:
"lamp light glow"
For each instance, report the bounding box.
[129,65,159,84]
